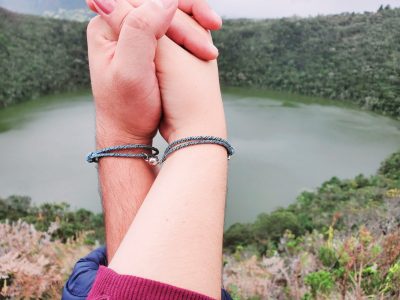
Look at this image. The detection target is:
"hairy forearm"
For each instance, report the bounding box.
[96,132,157,260]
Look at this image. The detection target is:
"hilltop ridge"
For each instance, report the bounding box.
[0,7,399,118]
[214,7,400,118]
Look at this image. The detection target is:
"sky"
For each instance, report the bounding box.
[208,0,400,19]
[0,0,400,19]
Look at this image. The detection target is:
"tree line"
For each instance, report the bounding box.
[0,7,399,118]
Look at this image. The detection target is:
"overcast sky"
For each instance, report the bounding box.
[208,0,400,19]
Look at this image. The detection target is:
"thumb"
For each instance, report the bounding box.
[93,0,178,39]
[113,0,178,77]
[120,0,178,39]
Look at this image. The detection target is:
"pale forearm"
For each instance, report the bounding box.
[109,95,228,298]
[110,145,228,298]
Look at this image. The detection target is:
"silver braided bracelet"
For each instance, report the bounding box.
[161,136,235,163]
[86,136,234,165]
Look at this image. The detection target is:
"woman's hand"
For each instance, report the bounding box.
[156,37,227,143]
[87,0,179,146]
[86,0,222,61]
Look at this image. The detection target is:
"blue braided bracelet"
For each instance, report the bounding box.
[86,144,160,165]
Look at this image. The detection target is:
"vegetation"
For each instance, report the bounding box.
[224,151,400,253]
[0,221,95,298]
[0,7,89,108]
[1,4,400,299]
[214,6,400,119]
[1,150,399,299]
[222,150,400,299]
[1,7,400,119]
[0,195,104,244]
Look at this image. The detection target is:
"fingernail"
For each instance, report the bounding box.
[93,0,115,14]
[152,0,176,9]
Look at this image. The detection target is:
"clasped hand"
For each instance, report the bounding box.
[87,0,227,149]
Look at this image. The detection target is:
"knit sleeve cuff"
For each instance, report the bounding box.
[87,266,215,300]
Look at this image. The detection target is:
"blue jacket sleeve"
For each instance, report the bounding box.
[62,246,108,300]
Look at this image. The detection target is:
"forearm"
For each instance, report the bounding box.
[109,100,228,299]
[96,130,157,260]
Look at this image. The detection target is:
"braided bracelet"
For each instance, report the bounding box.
[86,136,234,165]
[86,144,160,165]
[161,136,235,163]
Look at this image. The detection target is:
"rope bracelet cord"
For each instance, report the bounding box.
[86,144,160,165]
[86,136,235,165]
[161,136,235,163]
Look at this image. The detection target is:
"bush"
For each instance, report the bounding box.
[318,246,338,268]
[0,195,31,221]
[304,271,335,298]
[253,210,303,245]
[382,261,400,297]
[0,195,104,243]
[379,151,400,181]
[223,223,254,252]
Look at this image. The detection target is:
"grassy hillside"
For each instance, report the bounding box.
[0,8,89,108]
[1,150,399,299]
[1,7,400,118]
[214,7,400,118]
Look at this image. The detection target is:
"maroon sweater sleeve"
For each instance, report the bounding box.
[87,266,215,300]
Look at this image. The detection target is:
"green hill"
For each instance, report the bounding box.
[0,8,89,107]
[0,7,399,118]
[214,7,400,118]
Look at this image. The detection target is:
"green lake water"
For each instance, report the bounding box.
[1,90,400,226]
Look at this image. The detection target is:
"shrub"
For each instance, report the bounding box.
[382,261,400,297]
[318,246,338,268]
[0,221,94,298]
[224,223,254,251]
[304,271,335,298]
[0,195,104,244]
[379,151,400,181]
[253,210,303,245]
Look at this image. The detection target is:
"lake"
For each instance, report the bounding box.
[1,89,400,227]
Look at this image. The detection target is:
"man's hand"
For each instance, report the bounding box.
[86,0,222,61]
[157,36,227,143]
[87,0,179,259]
[88,0,178,146]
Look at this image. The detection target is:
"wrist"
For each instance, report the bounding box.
[96,129,153,149]
[167,125,227,144]
[96,113,156,148]
[96,135,153,149]
[95,117,154,148]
